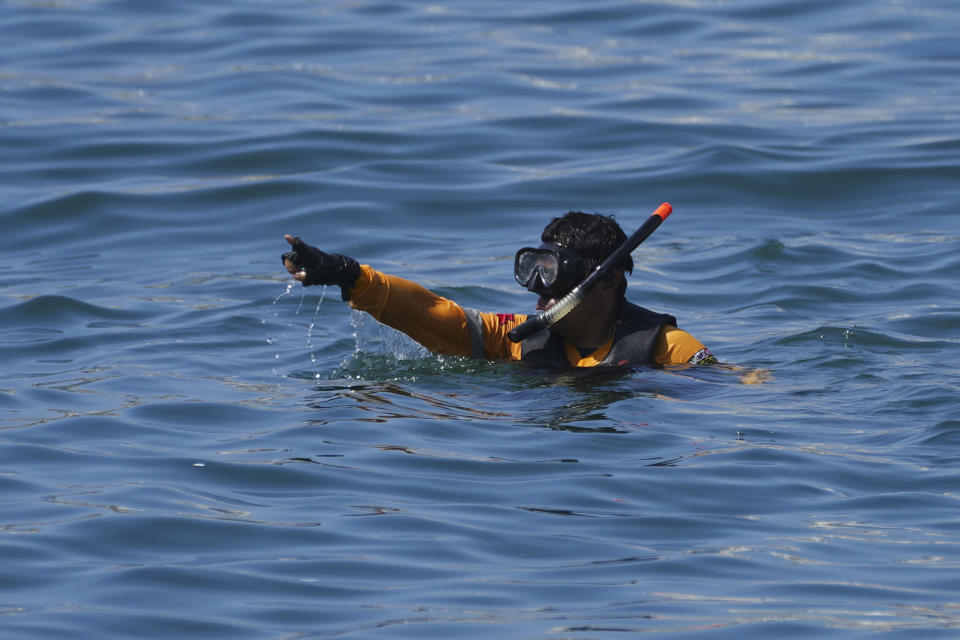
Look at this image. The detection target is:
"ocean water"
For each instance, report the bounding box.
[2,0,959,637]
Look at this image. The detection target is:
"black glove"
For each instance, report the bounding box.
[282,236,362,301]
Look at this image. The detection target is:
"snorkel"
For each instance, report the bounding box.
[507,202,673,343]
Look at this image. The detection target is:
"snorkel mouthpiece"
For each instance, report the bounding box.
[507,202,673,343]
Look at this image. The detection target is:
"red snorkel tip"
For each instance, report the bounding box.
[653,202,672,221]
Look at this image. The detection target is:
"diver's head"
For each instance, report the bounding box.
[514,211,631,300]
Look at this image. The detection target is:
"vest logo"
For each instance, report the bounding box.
[688,348,717,365]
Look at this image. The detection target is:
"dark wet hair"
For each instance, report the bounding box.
[541,211,634,275]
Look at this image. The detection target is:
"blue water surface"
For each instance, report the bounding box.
[2,0,959,637]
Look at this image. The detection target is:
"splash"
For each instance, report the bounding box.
[348,308,428,361]
[266,282,327,377]
[306,286,328,375]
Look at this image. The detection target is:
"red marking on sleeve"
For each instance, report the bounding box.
[496,313,516,326]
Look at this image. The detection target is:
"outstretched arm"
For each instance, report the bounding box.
[346,266,476,357]
[282,235,524,360]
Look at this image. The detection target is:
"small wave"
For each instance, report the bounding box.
[0,295,147,329]
[776,324,949,352]
[912,420,960,448]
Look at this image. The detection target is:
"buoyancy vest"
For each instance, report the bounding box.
[520,301,677,368]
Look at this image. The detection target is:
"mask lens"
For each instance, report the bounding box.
[515,249,559,289]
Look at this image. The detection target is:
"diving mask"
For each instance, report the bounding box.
[514,243,595,298]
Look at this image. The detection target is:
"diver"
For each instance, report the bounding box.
[281,208,717,368]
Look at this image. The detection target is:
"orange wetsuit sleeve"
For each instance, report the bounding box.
[346,265,526,361]
[654,326,716,365]
[347,265,472,357]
